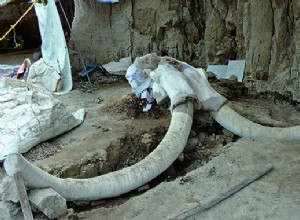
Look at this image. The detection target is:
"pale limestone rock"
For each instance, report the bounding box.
[0,176,19,203]
[29,188,67,219]
[0,77,49,94]
[0,201,22,220]
[27,58,62,92]
[140,133,152,147]
[185,137,198,152]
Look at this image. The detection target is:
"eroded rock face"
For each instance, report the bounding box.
[71,0,300,101]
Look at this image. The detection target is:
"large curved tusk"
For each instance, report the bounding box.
[4,101,194,201]
[211,104,300,141]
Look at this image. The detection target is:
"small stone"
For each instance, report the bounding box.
[0,201,22,220]
[61,208,83,220]
[216,50,225,56]
[102,127,109,132]
[215,135,222,141]
[184,138,198,152]
[222,129,234,138]
[91,200,106,207]
[211,152,218,157]
[128,159,137,165]
[179,176,194,185]
[73,201,91,207]
[209,133,216,141]
[177,153,185,162]
[208,166,216,176]
[137,184,150,192]
[207,71,217,80]
[140,133,152,147]
[197,132,207,141]
[228,74,238,81]
[94,97,103,104]
[189,130,197,138]
[92,124,102,129]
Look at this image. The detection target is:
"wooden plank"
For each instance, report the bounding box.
[14,172,33,220]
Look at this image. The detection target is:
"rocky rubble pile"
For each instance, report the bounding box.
[0,176,68,219]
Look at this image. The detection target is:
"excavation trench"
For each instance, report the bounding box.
[20,79,300,213]
[22,113,239,212]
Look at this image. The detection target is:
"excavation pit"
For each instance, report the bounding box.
[1,77,300,219]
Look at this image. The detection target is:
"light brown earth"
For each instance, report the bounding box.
[0,51,299,220]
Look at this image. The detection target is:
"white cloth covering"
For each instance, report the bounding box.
[34,0,72,94]
[0,78,85,161]
[126,54,227,111]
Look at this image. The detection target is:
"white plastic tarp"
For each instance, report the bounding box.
[206,65,228,79]
[34,0,72,94]
[103,57,132,75]
[0,78,85,161]
[126,54,227,112]
[0,0,10,6]
[227,60,245,82]
[207,60,245,82]
[96,0,120,3]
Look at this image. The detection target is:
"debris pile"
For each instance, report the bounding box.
[107,93,169,119]
[0,176,68,219]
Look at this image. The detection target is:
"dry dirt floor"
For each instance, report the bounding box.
[0,51,299,220]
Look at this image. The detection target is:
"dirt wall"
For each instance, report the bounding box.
[70,0,300,101]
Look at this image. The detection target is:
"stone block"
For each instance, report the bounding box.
[29,188,67,219]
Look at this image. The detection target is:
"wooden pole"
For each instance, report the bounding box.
[14,172,33,220]
[170,164,274,220]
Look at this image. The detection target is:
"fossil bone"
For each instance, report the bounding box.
[136,54,300,141]
[5,101,194,201]
[211,104,300,140]
[4,54,196,201]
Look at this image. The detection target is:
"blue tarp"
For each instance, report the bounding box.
[96,0,119,3]
[79,61,110,77]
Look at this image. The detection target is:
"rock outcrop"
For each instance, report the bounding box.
[71,0,300,101]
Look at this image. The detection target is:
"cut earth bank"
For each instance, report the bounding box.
[0,52,299,220]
